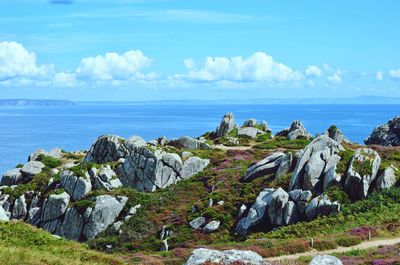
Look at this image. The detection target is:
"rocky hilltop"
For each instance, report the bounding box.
[0,113,399,265]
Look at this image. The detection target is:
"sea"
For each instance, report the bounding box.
[0,103,398,174]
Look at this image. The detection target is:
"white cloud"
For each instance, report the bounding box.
[389,69,400,80]
[76,50,152,81]
[183,58,195,69]
[327,73,342,84]
[0,41,53,81]
[181,52,303,82]
[305,65,323,77]
[376,71,384,81]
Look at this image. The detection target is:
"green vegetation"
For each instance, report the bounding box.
[336,148,355,175]
[37,154,62,169]
[323,184,351,204]
[72,199,96,214]
[0,221,124,265]
[254,137,311,150]
[255,132,272,142]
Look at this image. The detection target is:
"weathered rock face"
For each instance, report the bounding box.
[84,135,128,164]
[11,194,27,220]
[236,187,339,236]
[29,147,62,162]
[324,126,351,144]
[309,255,343,265]
[92,166,123,191]
[60,171,92,201]
[243,118,257,127]
[0,207,9,221]
[21,161,45,179]
[375,166,397,191]
[41,192,70,223]
[290,135,344,194]
[189,216,206,229]
[1,168,22,186]
[365,116,400,146]
[344,148,381,200]
[116,148,209,192]
[237,127,265,139]
[216,112,236,138]
[58,208,84,241]
[241,152,292,182]
[168,136,211,150]
[276,120,312,140]
[185,248,268,265]
[83,195,128,240]
[203,220,220,233]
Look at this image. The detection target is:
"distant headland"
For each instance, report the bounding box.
[0,99,76,106]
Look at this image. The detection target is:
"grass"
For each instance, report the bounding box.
[0,221,124,265]
[37,154,62,169]
[254,137,311,150]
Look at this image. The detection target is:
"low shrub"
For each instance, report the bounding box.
[37,154,62,169]
[335,235,361,247]
[313,238,338,251]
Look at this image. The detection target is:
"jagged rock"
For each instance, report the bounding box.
[344,148,381,200]
[241,152,292,182]
[324,126,351,144]
[41,192,70,223]
[375,166,397,191]
[58,208,84,241]
[189,216,206,229]
[237,127,264,139]
[84,135,128,164]
[42,219,60,234]
[180,156,210,180]
[21,161,45,178]
[184,248,267,265]
[276,120,312,140]
[29,147,62,162]
[290,135,344,193]
[1,168,22,186]
[11,194,27,220]
[226,136,239,145]
[60,171,92,200]
[309,255,343,265]
[83,195,127,240]
[94,167,123,191]
[305,195,340,220]
[168,136,211,150]
[27,207,41,225]
[238,204,247,218]
[283,201,300,225]
[365,116,400,146]
[267,188,289,226]
[216,112,236,138]
[0,194,11,212]
[235,188,275,236]
[203,220,220,233]
[0,206,9,221]
[243,118,257,127]
[124,136,147,150]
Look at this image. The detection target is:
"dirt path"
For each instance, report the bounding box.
[265,237,400,262]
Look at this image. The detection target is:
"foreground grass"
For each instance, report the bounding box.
[0,221,125,265]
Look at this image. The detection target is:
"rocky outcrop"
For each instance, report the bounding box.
[203,220,220,233]
[375,166,397,191]
[216,112,236,138]
[11,194,27,220]
[309,255,343,265]
[276,120,312,140]
[365,116,400,146]
[91,166,123,191]
[185,248,267,265]
[324,126,351,144]
[60,171,92,201]
[290,135,344,194]
[168,136,211,150]
[29,147,62,162]
[84,135,128,164]
[116,147,209,192]
[344,148,381,200]
[1,168,22,186]
[236,187,339,236]
[189,216,206,229]
[58,208,84,241]
[241,152,292,182]
[83,195,128,240]
[21,161,45,179]
[238,127,265,139]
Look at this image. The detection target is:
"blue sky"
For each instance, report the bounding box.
[0,0,400,101]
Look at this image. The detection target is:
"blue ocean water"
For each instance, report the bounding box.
[0,103,398,174]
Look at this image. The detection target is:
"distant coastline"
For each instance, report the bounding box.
[0,99,76,106]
